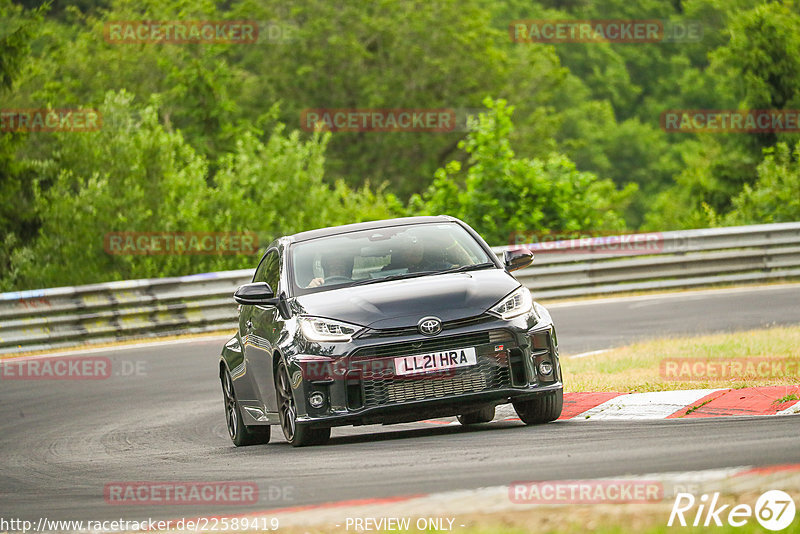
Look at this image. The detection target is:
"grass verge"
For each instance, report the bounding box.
[266,490,800,534]
[563,325,800,392]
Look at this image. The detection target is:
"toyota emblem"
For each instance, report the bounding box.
[417,316,442,336]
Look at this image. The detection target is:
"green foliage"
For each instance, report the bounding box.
[8,0,572,197]
[4,92,399,290]
[6,91,212,289]
[0,1,42,92]
[2,0,800,290]
[654,0,800,228]
[413,99,633,245]
[641,0,800,229]
[724,142,800,225]
[641,140,758,230]
[713,2,800,112]
[0,0,45,281]
[206,125,405,242]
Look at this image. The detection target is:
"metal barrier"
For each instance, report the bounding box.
[2,222,799,354]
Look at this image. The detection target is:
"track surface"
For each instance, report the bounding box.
[548,284,800,354]
[2,284,800,522]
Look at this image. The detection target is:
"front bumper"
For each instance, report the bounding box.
[299,383,563,429]
[286,314,562,428]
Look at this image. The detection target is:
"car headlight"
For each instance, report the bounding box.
[298,316,361,342]
[489,286,533,320]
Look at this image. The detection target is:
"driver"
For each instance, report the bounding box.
[306,253,354,288]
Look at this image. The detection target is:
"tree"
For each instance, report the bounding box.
[0,1,44,282]
[412,98,633,245]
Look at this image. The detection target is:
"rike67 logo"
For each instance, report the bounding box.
[669,490,796,531]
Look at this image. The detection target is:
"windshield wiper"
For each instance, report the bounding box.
[350,262,495,287]
[439,261,496,274]
[350,271,439,286]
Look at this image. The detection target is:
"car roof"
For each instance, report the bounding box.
[286,215,457,243]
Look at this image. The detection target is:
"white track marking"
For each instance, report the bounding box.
[776,400,800,416]
[568,348,612,359]
[630,466,749,483]
[577,389,723,420]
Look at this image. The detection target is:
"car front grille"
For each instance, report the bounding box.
[351,330,512,360]
[357,314,497,339]
[351,329,516,408]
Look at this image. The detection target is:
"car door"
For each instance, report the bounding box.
[242,247,283,417]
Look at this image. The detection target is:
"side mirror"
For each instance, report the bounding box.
[504,248,534,272]
[233,282,278,306]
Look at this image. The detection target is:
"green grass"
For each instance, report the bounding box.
[774,393,800,404]
[562,325,800,392]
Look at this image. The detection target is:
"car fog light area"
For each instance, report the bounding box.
[308,391,325,408]
[539,361,553,375]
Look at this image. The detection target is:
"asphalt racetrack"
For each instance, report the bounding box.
[2,284,800,522]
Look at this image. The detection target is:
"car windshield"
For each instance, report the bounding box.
[291,222,495,294]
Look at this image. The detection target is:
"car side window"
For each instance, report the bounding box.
[254,250,281,291]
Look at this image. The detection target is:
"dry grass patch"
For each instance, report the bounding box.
[563,325,800,392]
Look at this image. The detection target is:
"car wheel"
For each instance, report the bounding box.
[276,360,331,447]
[512,389,563,425]
[457,405,495,425]
[221,369,270,446]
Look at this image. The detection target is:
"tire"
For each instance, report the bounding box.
[276,360,331,447]
[457,405,496,425]
[221,369,270,446]
[512,389,563,425]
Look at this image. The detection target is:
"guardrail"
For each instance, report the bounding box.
[2,222,799,354]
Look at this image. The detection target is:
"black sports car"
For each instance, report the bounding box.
[220,216,563,447]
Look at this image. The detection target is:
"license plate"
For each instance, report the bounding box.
[394,347,477,376]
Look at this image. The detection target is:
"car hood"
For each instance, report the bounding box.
[293,268,520,329]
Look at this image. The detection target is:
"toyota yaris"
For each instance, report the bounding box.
[220,216,562,447]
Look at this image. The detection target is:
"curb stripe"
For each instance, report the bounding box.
[577,389,723,420]
[777,400,800,415]
[559,392,626,419]
[666,389,731,419]
[734,464,800,477]
[679,385,800,418]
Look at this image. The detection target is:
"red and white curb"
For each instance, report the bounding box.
[561,385,800,420]
[562,385,800,420]
[424,386,800,426]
